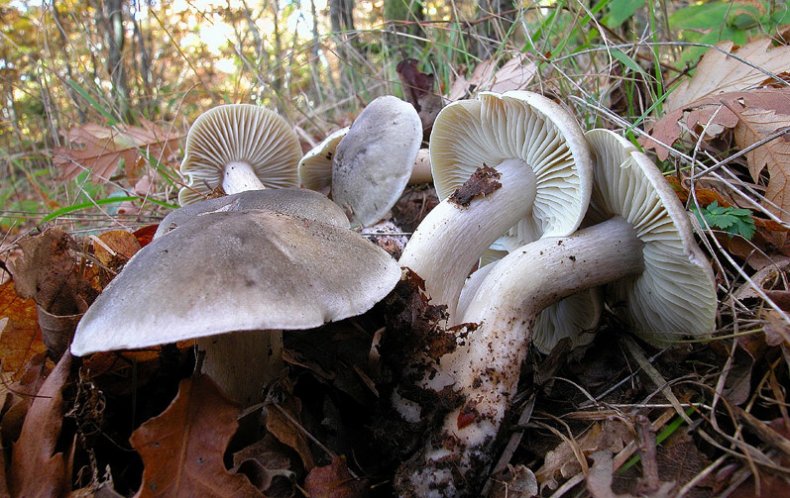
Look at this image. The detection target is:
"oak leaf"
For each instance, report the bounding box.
[666,39,790,113]
[9,352,72,498]
[731,103,790,223]
[303,456,368,498]
[0,280,46,378]
[54,120,181,182]
[129,374,261,498]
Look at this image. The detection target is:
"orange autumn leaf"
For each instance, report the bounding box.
[130,375,261,498]
[0,281,46,378]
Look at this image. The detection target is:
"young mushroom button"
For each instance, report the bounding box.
[178,104,302,205]
[70,208,401,407]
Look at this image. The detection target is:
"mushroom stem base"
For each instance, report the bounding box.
[197,329,283,407]
[397,217,645,497]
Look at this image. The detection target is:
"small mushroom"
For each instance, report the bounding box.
[396,129,717,497]
[330,95,423,227]
[71,208,400,406]
[399,91,593,325]
[298,127,432,194]
[154,188,349,238]
[178,104,302,205]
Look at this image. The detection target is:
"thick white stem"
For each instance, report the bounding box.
[398,217,645,497]
[222,161,266,194]
[399,159,537,324]
[197,330,283,407]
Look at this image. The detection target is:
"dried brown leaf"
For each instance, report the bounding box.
[303,456,368,498]
[0,281,46,378]
[265,395,315,471]
[54,120,181,182]
[130,374,261,498]
[9,352,72,497]
[536,419,633,488]
[667,39,790,112]
[731,103,790,224]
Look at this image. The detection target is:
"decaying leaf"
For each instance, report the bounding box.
[130,375,261,497]
[264,387,315,471]
[587,450,676,498]
[303,456,369,498]
[0,280,46,378]
[8,228,97,316]
[9,352,72,498]
[396,59,444,141]
[232,435,297,494]
[54,120,181,182]
[487,465,538,498]
[730,101,790,225]
[536,418,633,489]
[666,39,790,113]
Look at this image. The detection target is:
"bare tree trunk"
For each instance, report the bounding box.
[99,0,131,122]
[271,0,284,96]
[50,0,87,123]
[130,0,153,116]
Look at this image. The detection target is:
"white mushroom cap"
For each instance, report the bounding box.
[331,95,423,227]
[178,104,302,205]
[430,91,593,238]
[585,129,717,344]
[71,209,401,355]
[298,127,349,192]
[155,188,349,238]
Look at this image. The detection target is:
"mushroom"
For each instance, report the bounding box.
[71,207,401,406]
[298,127,432,194]
[330,95,423,227]
[154,188,349,238]
[398,90,593,326]
[178,104,302,205]
[395,129,717,497]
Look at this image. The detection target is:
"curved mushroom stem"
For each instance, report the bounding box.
[222,161,267,194]
[197,329,284,406]
[397,217,645,497]
[399,159,537,325]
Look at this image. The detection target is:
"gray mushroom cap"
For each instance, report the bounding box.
[155,188,350,238]
[585,129,717,344]
[71,209,401,355]
[331,96,422,227]
[178,104,302,205]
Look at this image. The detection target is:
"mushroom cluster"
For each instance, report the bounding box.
[392,93,718,497]
[66,91,717,497]
[71,97,424,407]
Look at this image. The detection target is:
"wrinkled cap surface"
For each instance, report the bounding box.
[430,91,592,238]
[71,209,401,355]
[298,127,349,192]
[586,129,717,344]
[178,104,302,205]
[155,188,349,238]
[331,96,422,227]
